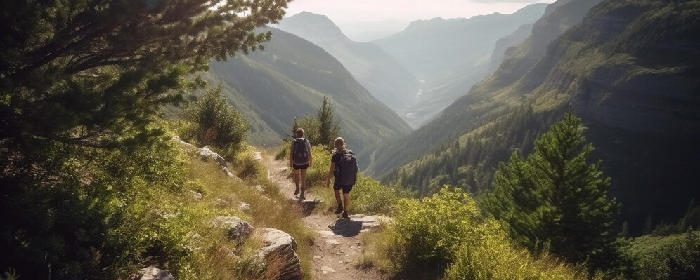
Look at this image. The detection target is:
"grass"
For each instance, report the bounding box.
[150,143,315,280]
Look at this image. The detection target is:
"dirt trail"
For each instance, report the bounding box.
[265,156,385,280]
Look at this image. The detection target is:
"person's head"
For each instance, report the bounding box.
[334,137,346,151]
[295,128,304,138]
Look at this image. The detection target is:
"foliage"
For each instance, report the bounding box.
[184,85,248,159]
[275,140,291,160]
[629,231,700,280]
[371,187,590,280]
[387,106,561,196]
[181,147,314,280]
[317,95,341,149]
[292,115,320,145]
[0,0,288,151]
[0,0,290,278]
[233,147,265,181]
[481,112,622,273]
[0,132,187,279]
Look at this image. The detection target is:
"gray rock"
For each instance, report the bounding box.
[188,190,203,200]
[198,146,228,168]
[257,228,302,280]
[239,202,251,213]
[139,266,175,280]
[212,216,253,242]
[173,136,196,150]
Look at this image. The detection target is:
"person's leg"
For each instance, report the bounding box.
[293,168,300,195]
[343,193,350,212]
[334,188,343,214]
[299,169,307,199]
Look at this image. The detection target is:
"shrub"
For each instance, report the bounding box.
[633,231,700,280]
[185,85,248,159]
[373,187,589,280]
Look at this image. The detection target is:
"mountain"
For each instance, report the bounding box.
[489,23,534,72]
[372,0,700,235]
[278,12,419,113]
[336,19,409,42]
[374,4,548,126]
[203,27,413,154]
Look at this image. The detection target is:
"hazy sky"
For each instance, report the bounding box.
[285,0,556,24]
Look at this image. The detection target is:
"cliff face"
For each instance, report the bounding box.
[523,0,700,136]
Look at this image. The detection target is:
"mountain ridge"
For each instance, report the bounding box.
[278,12,420,113]
[204,27,412,156]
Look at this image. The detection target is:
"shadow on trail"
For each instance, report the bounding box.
[328,218,363,237]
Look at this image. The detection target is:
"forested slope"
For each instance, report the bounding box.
[377,0,700,234]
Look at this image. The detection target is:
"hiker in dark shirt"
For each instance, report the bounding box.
[289,128,312,200]
[327,137,357,219]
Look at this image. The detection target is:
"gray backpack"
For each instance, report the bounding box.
[335,150,358,186]
[292,138,310,164]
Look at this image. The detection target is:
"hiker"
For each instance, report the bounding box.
[290,128,312,200]
[327,137,358,219]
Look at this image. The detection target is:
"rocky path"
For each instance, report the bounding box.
[265,156,386,280]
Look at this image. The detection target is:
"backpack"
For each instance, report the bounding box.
[335,150,358,186]
[292,138,310,164]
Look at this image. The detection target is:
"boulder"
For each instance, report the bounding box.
[257,228,302,280]
[211,216,253,242]
[198,146,228,168]
[138,266,174,280]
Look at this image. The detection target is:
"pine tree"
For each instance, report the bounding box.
[483,112,620,271]
[317,96,340,148]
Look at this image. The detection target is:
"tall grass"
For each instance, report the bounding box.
[181,147,314,280]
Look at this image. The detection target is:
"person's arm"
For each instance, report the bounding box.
[327,155,335,187]
[289,141,294,167]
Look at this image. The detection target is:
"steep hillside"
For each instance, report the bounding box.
[206,28,412,155]
[375,0,700,235]
[278,12,419,113]
[489,23,534,72]
[374,4,547,126]
[367,0,598,180]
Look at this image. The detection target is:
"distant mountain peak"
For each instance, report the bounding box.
[280,12,348,41]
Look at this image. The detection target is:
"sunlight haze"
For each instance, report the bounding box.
[285,0,555,41]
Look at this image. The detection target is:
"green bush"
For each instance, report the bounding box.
[351,174,409,215]
[185,85,248,159]
[373,187,589,280]
[0,130,188,279]
[275,141,290,160]
[632,231,700,280]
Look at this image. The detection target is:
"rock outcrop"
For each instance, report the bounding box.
[198,146,236,178]
[257,228,302,280]
[138,266,175,280]
[212,216,254,243]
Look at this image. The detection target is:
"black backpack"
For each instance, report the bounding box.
[335,150,358,186]
[292,138,310,164]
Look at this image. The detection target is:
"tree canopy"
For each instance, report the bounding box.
[0,0,289,150]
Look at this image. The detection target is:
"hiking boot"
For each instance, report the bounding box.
[334,204,343,214]
[294,188,299,196]
[341,211,349,219]
[299,192,306,200]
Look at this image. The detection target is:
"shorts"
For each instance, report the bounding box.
[293,163,309,170]
[334,183,353,194]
